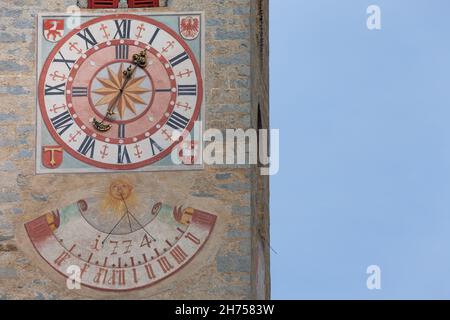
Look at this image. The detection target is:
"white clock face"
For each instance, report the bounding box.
[37,13,204,173]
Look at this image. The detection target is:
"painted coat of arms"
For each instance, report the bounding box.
[179,16,200,40]
[43,19,65,42]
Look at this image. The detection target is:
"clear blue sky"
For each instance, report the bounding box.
[270,0,450,299]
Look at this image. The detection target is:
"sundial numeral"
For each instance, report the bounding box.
[169,52,189,67]
[185,232,201,245]
[54,245,76,267]
[54,251,70,267]
[144,264,156,280]
[111,269,126,286]
[157,257,174,274]
[93,268,108,285]
[50,111,74,136]
[170,245,188,265]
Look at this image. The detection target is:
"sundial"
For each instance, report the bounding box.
[25,179,217,291]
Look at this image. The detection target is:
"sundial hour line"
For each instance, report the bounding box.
[120,193,157,242]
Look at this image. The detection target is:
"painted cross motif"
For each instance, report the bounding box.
[99,24,111,39]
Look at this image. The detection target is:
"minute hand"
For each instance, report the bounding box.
[107,50,148,117]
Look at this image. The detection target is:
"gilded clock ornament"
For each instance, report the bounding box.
[37,13,204,173]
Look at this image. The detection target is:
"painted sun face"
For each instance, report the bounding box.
[109,179,134,200]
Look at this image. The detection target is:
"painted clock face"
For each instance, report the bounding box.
[38,13,203,171]
[24,179,217,291]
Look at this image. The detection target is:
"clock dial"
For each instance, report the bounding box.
[24,179,217,291]
[38,14,203,170]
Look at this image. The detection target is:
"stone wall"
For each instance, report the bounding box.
[0,0,269,299]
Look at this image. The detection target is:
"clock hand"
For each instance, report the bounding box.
[92,70,132,132]
[93,49,148,132]
[103,49,149,119]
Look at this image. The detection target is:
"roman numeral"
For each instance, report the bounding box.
[54,245,75,267]
[50,111,74,135]
[132,268,139,284]
[72,87,88,97]
[77,27,98,50]
[93,268,108,285]
[169,52,189,67]
[115,44,129,60]
[185,232,201,245]
[157,257,174,274]
[149,138,163,156]
[78,136,96,159]
[118,124,126,139]
[118,145,131,164]
[167,111,190,131]
[54,251,70,267]
[170,245,188,265]
[53,51,75,70]
[148,28,160,45]
[114,20,131,39]
[111,269,126,286]
[80,263,90,279]
[194,211,216,225]
[144,264,156,280]
[178,85,197,96]
[45,83,65,96]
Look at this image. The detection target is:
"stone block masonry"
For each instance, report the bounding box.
[0,0,269,300]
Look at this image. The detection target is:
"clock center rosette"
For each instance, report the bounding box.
[90,61,154,123]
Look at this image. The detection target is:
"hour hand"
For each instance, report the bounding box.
[106,107,117,117]
[123,65,134,79]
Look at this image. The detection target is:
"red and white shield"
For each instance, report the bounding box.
[43,19,64,43]
[42,146,63,169]
[179,16,200,40]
